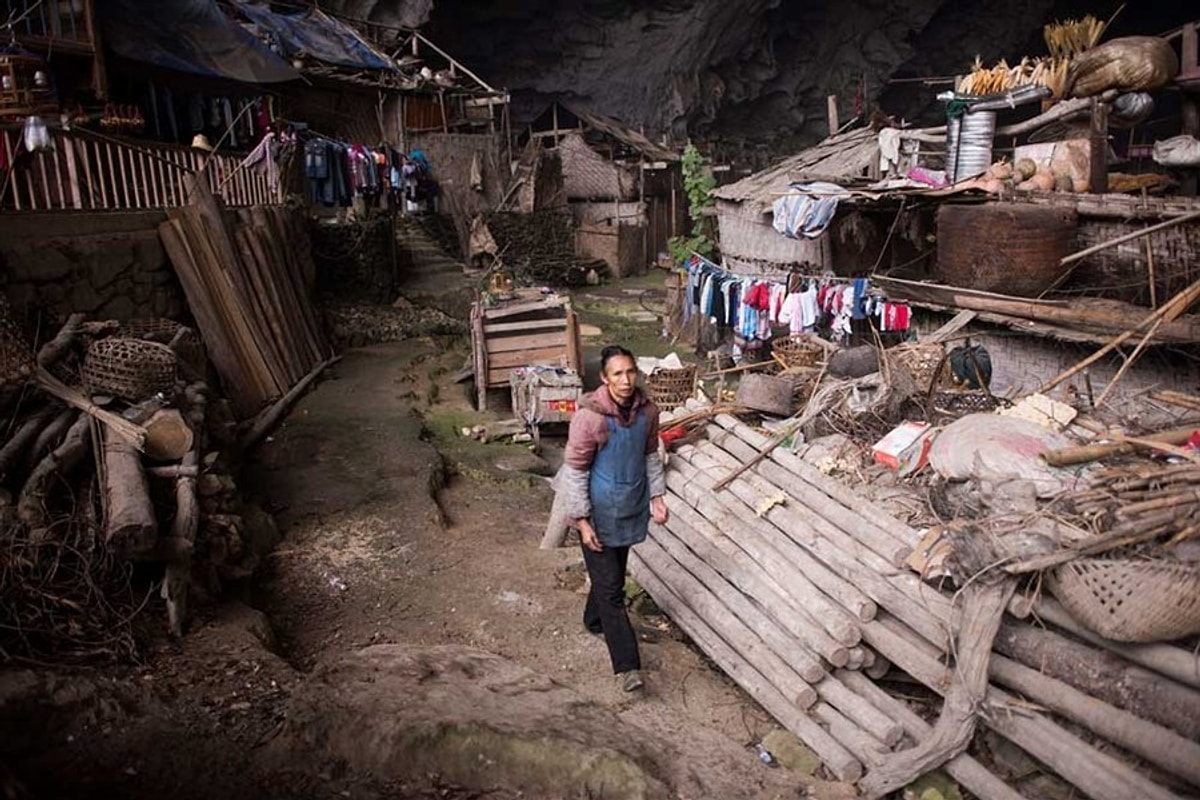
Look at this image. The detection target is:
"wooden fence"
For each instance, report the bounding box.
[0,128,276,212]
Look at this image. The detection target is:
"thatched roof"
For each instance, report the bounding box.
[528,102,679,164]
[713,127,879,211]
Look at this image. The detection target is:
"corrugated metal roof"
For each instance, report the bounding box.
[713,128,879,209]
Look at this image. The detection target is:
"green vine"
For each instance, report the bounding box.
[668,143,716,263]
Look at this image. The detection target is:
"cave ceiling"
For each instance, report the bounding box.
[331,0,1195,156]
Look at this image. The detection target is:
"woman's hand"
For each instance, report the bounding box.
[650,496,669,525]
[578,519,603,552]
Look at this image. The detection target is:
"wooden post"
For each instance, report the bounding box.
[1182,23,1198,196]
[827,94,839,137]
[1088,97,1108,195]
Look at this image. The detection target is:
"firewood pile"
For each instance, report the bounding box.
[323,298,464,348]
[484,210,608,286]
[311,214,396,304]
[632,400,1200,799]
[0,309,263,663]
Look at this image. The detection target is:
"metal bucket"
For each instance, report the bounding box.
[947,109,996,183]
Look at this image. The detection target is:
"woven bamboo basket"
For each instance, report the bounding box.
[1048,557,1200,642]
[646,364,697,410]
[83,337,178,401]
[890,343,948,394]
[771,334,824,369]
[0,297,33,387]
[118,318,205,373]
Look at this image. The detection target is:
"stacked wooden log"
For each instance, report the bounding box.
[631,409,1200,798]
[159,178,332,418]
[0,295,308,660]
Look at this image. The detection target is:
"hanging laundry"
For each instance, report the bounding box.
[771,181,851,239]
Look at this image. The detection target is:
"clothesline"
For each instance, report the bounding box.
[688,251,866,286]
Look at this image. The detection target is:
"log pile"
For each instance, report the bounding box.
[159,178,333,418]
[631,408,1200,798]
[484,210,607,286]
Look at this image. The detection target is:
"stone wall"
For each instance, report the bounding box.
[0,211,185,331]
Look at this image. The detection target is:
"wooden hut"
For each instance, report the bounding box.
[525,102,681,277]
[712,128,882,279]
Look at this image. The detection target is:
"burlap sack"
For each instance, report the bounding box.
[1066,36,1179,98]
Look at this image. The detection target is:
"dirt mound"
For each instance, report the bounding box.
[268,643,747,799]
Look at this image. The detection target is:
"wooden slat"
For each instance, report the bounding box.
[63,136,83,208]
[483,318,569,334]
[485,331,567,354]
[486,367,516,386]
[94,141,109,208]
[5,131,22,210]
[37,150,52,208]
[487,346,571,370]
[482,298,567,320]
[102,143,116,208]
[117,144,132,208]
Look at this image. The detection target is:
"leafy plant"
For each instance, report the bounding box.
[668,143,717,263]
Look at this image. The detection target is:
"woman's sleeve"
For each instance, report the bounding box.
[558,411,599,521]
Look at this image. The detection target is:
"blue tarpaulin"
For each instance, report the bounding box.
[234,2,396,72]
[98,0,299,84]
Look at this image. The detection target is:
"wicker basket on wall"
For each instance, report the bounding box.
[1048,557,1200,642]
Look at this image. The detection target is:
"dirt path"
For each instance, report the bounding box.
[2,286,853,799]
[249,338,818,798]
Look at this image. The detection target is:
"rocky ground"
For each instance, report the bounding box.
[0,273,861,799]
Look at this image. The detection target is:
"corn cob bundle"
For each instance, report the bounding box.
[1044,14,1110,59]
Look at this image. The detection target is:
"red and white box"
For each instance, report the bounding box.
[872,421,935,476]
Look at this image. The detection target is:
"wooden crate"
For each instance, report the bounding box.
[471,288,583,410]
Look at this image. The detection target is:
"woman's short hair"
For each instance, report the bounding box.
[600,344,634,374]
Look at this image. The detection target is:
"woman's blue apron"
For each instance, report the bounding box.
[589,413,650,547]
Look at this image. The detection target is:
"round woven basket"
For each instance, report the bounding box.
[83,337,178,401]
[118,318,206,374]
[771,334,824,369]
[646,364,697,410]
[1048,557,1200,642]
[890,344,948,394]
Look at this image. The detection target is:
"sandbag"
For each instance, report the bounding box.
[1066,36,1179,98]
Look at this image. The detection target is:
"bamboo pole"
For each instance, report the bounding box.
[1038,274,1200,395]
